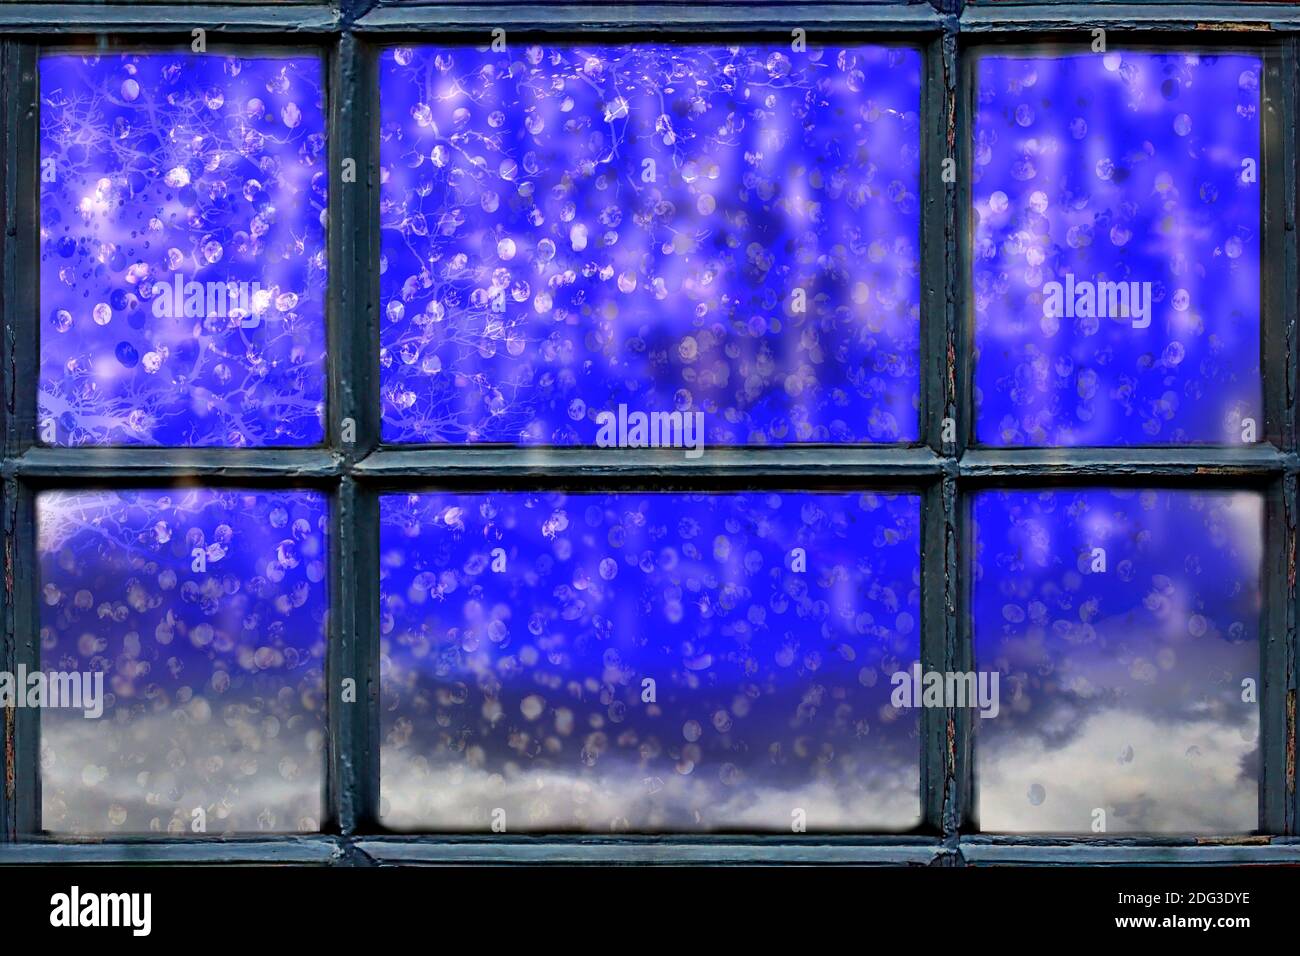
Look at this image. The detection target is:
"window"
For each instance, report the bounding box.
[971,51,1264,446]
[972,488,1262,834]
[39,52,329,447]
[379,490,921,832]
[378,43,923,445]
[37,488,329,835]
[1,0,1296,868]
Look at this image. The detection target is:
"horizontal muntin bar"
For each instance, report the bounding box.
[960,3,1298,30]
[352,445,947,482]
[2,4,1297,36]
[4,834,1299,865]
[357,445,1290,483]
[959,445,1292,483]
[356,3,947,32]
[960,839,1300,866]
[359,837,942,865]
[10,445,1285,483]
[0,4,340,32]
[0,838,339,865]
[7,447,345,481]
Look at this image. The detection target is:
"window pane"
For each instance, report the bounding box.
[380,491,921,831]
[972,488,1261,834]
[972,52,1263,446]
[37,489,329,835]
[39,53,329,447]
[379,44,922,445]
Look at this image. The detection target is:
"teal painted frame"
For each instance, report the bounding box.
[0,0,1296,866]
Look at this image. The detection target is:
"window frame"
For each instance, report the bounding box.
[0,0,1296,866]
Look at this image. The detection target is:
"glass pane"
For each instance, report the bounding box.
[379,43,922,446]
[972,52,1263,446]
[380,490,921,832]
[972,488,1262,834]
[37,488,329,835]
[39,52,329,447]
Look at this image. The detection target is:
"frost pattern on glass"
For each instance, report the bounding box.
[380,491,921,831]
[379,44,922,445]
[972,53,1263,446]
[972,489,1261,834]
[39,53,328,447]
[38,489,329,835]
